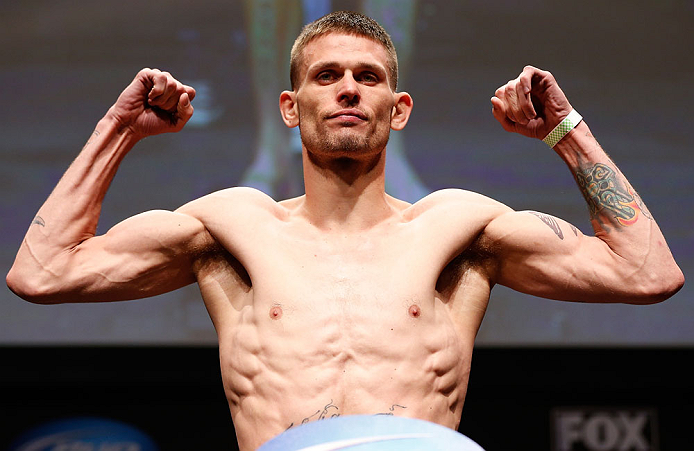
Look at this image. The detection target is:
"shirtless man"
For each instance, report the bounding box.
[6,11,683,451]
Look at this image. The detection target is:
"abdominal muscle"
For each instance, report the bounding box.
[217,289,473,451]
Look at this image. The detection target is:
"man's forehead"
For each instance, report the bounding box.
[302,32,390,70]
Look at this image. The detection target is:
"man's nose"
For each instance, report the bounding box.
[337,72,360,104]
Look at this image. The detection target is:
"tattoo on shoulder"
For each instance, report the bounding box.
[574,162,652,229]
[32,216,45,227]
[528,211,564,240]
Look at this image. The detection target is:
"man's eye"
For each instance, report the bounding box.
[358,73,378,83]
[317,72,335,82]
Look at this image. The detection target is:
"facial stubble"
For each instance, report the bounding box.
[299,114,391,158]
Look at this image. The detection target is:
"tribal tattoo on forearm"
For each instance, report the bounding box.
[574,162,652,230]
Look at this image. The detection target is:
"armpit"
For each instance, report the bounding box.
[436,239,496,298]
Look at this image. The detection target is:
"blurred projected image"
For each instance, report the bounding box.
[1,1,691,349]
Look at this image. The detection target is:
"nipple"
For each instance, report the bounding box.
[269,305,283,320]
[408,304,421,318]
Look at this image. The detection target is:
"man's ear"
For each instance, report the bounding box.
[390,92,413,131]
[279,90,299,128]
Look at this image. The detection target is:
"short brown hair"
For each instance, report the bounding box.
[290,11,399,91]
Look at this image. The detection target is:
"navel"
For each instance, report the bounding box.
[408,304,421,318]
[269,305,283,320]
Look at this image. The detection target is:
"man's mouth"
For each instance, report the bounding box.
[328,109,367,121]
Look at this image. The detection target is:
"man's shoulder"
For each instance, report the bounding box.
[409,188,511,218]
[393,189,514,250]
[176,187,286,222]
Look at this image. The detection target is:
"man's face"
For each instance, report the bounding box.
[293,33,397,159]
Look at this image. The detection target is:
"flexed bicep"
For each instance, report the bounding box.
[483,210,641,303]
[10,210,213,304]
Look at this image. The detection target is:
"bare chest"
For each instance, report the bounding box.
[200,216,490,340]
[212,222,483,374]
[219,230,472,402]
[250,225,440,314]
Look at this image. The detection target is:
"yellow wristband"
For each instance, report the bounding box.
[542,109,583,147]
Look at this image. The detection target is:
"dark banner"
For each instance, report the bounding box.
[2,347,691,450]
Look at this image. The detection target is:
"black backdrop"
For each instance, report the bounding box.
[2,347,691,450]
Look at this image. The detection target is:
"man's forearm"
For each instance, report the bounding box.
[30,115,137,246]
[554,121,683,297]
[7,115,139,295]
[555,122,651,233]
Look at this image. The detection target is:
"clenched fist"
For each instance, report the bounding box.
[491,66,574,140]
[107,68,196,139]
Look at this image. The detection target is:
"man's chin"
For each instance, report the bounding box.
[301,127,389,157]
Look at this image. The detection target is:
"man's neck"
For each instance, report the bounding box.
[299,149,403,232]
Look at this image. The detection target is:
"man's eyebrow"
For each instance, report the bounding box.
[309,61,386,74]
[355,62,387,75]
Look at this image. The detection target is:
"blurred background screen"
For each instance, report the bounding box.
[1,0,691,346]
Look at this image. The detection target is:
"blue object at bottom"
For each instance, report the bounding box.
[259,415,484,451]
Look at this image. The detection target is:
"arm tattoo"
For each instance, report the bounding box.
[575,163,651,229]
[81,129,100,151]
[631,190,654,221]
[32,216,45,227]
[528,212,564,240]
